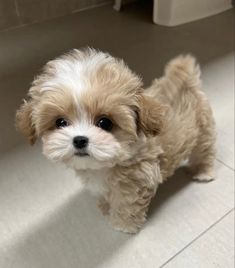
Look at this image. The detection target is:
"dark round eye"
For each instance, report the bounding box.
[56,118,68,128]
[96,117,113,132]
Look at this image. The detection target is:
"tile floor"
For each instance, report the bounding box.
[0,3,234,268]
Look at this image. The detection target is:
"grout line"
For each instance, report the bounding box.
[71,1,112,14]
[216,158,235,171]
[14,0,22,24]
[159,208,235,268]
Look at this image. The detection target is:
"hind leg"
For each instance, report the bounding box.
[188,131,216,182]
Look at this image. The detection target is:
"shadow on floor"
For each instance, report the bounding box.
[149,167,192,217]
[3,190,128,268]
[2,167,193,268]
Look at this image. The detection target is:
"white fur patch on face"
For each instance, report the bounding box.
[42,120,122,170]
[40,50,113,97]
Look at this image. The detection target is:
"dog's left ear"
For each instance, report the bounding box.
[135,94,167,136]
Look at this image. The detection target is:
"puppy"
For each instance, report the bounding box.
[16,49,216,233]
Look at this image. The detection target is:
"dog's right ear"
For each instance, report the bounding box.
[15,98,36,145]
[135,94,167,136]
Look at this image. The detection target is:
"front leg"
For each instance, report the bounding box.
[109,188,155,234]
[108,162,162,233]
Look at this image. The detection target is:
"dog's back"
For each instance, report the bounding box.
[145,55,216,180]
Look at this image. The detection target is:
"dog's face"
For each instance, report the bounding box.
[16,49,165,170]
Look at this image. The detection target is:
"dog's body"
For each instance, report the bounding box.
[16,49,216,233]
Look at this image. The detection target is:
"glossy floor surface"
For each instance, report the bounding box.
[0,3,234,268]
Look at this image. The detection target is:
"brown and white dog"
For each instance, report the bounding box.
[16,49,216,233]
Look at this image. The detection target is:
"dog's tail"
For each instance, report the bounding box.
[164,54,201,92]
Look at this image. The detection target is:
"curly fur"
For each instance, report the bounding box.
[16,49,216,233]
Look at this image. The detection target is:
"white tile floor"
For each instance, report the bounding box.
[0,4,234,268]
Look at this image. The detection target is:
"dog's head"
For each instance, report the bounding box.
[16,49,165,170]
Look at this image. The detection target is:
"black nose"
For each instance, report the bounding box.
[73,136,89,149]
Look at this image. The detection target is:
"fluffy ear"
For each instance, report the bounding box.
[136,94,167,136]
[15,99,36,145]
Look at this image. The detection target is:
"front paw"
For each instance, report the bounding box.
[109,216,142,234]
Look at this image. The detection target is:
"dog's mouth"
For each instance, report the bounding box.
[75,151,89,157]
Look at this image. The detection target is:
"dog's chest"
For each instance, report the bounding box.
[79,169,109,196]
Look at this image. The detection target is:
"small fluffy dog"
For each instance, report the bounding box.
[16,49,216,233]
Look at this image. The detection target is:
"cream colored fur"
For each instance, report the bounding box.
[16,49,216,233]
